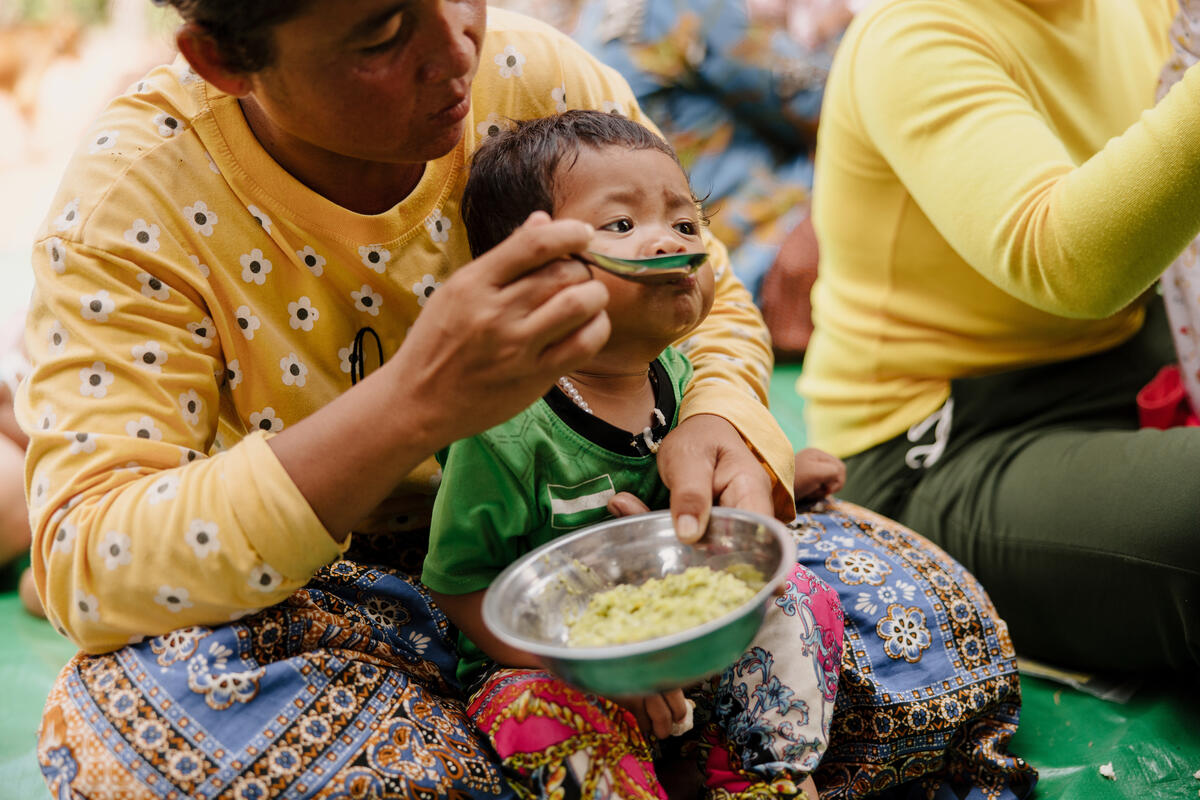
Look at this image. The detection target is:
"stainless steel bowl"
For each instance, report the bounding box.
[482,507,796,696]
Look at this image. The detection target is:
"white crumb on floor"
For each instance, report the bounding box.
[1099,762,1116,780]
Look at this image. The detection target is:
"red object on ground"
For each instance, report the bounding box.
[1136,364,1200,429]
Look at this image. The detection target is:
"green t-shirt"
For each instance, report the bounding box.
[422,347,692,685]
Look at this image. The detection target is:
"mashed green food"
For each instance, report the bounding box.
[566,565,762,647]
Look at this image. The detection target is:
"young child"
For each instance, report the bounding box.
[422,110,844,800]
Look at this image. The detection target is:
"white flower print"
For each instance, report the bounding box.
[136,272,170,301]
[239,248,273,285]
[132,79,150,94]
[79,362,114,398]
[675,336,697,354]
[248,406,283,433]
[131,340,168,373]
[327,686,357,715]
[124,219,161,252]
[80,289,114,322]
[495,45,525,78]
[147,473,180,505]
[287,296,319,331]
[188,254,210,278]
[66,431,96,454]
[155,585,194,613]
[225,359,243,390]
[249,564,282,592]
[185,519,220,558]
[247,204,273,233]
[179,448,201,466]
[182,201,218,236]
[358,244,391,272]
[125,416,163,441]
[50,520,77,555]
[204,152,220,174]
[37,404,56,432]
[476,112,509,139]
[88,129,119,154]
[30,473,50,508]
[407,630,431,655]
[48,320,68,355]
[894,580,917,602]
[132,718,170,753]
[99,530,132,569]
[425,213,451,244]
[234,305,261,340]
[412,274,441,307]
[279,353,308,387]
[166,748,204,783]
[44,237,66,273]
[876,604,932,663]
[54,198,81,232]
[826,548,892,586]
[75,589,100,621]
[854,592,878,616]
[175,64,199,84]
[188,316,216,348]
[337,345,353,373]
[179,390,203,426]
[296,245,325,276]
[153,112,182,137]
[551,85,568,112]
[601,99,625,116]
[351,284,382,316]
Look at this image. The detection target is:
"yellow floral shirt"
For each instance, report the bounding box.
[18,10,791,653]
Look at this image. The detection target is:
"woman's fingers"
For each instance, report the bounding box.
[469,212,593,287]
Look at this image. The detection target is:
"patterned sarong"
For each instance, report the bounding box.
[37,501,1035,799]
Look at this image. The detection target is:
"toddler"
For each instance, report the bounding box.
[422,110,844,799]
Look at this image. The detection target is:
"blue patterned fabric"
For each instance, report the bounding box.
[797,500,1036,800]
[38,561,518,799]
[38,504,1034,799]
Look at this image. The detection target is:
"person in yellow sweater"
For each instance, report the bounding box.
[23,1,1034,798]
[800,0,1200,673]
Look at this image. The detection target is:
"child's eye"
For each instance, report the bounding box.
[675,221,698,236]
[600,218,634,233]
[361,15,406,54]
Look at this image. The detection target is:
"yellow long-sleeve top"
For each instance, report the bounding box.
[18,9,791,653]
[799,0,1200,457]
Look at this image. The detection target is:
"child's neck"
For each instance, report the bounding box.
[560,358,660,434]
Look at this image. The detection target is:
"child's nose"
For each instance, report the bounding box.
[650,228,689,255]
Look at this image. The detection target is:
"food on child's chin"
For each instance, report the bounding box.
[566,565,763,646]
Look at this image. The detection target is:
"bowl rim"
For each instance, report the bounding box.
[481,507,797,661]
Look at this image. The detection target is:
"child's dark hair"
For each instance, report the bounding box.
[462,110,700,258]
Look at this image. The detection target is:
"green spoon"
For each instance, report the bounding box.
[574,251,708,279]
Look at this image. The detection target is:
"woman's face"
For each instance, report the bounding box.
[241,0,486,166]
[554,145,715,348]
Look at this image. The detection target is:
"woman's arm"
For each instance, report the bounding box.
[846,2,1200,318]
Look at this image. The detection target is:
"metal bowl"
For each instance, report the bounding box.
[482,507,796,696]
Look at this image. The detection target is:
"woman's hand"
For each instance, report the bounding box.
[268,211,612,539]
[613,690,692,740]
[655,414,774,543]
[397,211,612,448]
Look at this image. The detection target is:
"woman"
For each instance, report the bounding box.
[27,0,1031,796]
[801,0,1200,673]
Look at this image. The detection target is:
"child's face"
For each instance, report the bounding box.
[554,145,715,348]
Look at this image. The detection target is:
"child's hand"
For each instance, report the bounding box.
[615,690,692,739]
[793,447,846,502]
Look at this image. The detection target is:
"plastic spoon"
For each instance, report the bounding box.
[574,251,708,279]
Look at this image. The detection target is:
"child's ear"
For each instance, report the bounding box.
[175,23,254,98]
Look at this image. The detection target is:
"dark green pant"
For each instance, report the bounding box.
[842,303,1200,674]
